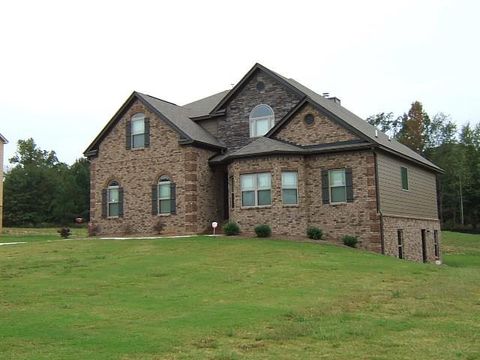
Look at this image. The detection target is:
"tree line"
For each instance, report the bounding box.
[3,138,89,226]
[367,102,480,229]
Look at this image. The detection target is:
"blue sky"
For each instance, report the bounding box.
[1,0,479,165]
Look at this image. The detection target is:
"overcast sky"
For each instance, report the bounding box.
[1,0,479,165]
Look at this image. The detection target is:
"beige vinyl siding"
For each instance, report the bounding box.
[376,152,438,219]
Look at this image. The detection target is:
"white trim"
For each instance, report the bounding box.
[249,104,274,137]
[240,172,272,207]
[328,169,347,204]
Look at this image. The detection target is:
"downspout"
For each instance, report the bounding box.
[373,150,385,254]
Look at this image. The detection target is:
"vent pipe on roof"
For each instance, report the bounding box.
[322,92,330,98]
[375,129,379,138]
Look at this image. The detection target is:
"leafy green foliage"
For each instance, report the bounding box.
[3,138,90,226]
[222,221,240,236]
[342,235,358,248]
[254,224,271,238]
[306,226,323,240]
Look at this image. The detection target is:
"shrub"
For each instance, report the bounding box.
[255,224,271,238]
[153,219,165,235]
[307,227,323,240]
[342,235,358,248]
[223,221,240,236]
[58,227,71,239]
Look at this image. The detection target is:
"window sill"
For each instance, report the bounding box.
[329,201,348,206]
[131,147,145,151]
[240,205,272,210]
[156,213,172,217]
[282,204,299,208]
[401,188,409,192]
[107,216,120,219]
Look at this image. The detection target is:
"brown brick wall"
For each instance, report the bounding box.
[383,215,441,262]
[228,155,309,236]
[218,69,301,150]
[274,103,359,145]
[228,150,381,252]
[90,100,218,236]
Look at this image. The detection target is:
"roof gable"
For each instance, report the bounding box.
[209,63,306,114]
[0,133,8,144]
[84,92,225,157]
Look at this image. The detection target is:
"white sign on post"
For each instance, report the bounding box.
[212,222,218,235]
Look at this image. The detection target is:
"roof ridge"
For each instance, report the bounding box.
[136,92,179,107]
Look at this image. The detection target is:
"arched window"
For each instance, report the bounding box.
[102,180,123,218]
[152,176,176,215]
[249,104,274,137]
[131,113,145,148]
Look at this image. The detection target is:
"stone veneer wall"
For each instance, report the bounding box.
[218,69,301,150]
[90,99,218,236]
[274,103,359,146]
[382,215,441,262]
[228,150,381,252]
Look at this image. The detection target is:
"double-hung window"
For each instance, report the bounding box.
[107,181,120,217]
[282,171,298,205]
[329,169,347,203]
[241,173,271,207]
[152,176,176,215]
[131,113,145,149]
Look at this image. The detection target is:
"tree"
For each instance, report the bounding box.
[3,138,90,226]
[397,101,427,153]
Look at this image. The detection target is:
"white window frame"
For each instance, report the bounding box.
[157,177,171,215]
[131,113,145,149]
[107,182,120,218]
[329,169,347,204]
[240,172,272,208]
[282,171,298,205]
[249,104,274,137]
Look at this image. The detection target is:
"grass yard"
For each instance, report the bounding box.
[0,230,479,359]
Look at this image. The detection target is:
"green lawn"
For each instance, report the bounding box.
[0,230,479,359]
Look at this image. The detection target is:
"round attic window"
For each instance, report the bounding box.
[304,113,315,125]
[256,81,265,91]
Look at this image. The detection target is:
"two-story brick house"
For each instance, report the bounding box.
[0,133,8,233]
[85,64,442,262]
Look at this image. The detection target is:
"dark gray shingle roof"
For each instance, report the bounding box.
[183,90,230,118]
[272,73,441,171]
[0,133,7,144]
[209,138,372,164]
[136,93,225,148]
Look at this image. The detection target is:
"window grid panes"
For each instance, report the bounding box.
[241,173,271,207]
[329,169,346,203]
[249,105,274,137]
[158,180,171,214]
[131,113,145,149]
[282,171,298,205]
[107,183,119,217]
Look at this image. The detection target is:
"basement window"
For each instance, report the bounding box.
[397,229,404,259]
